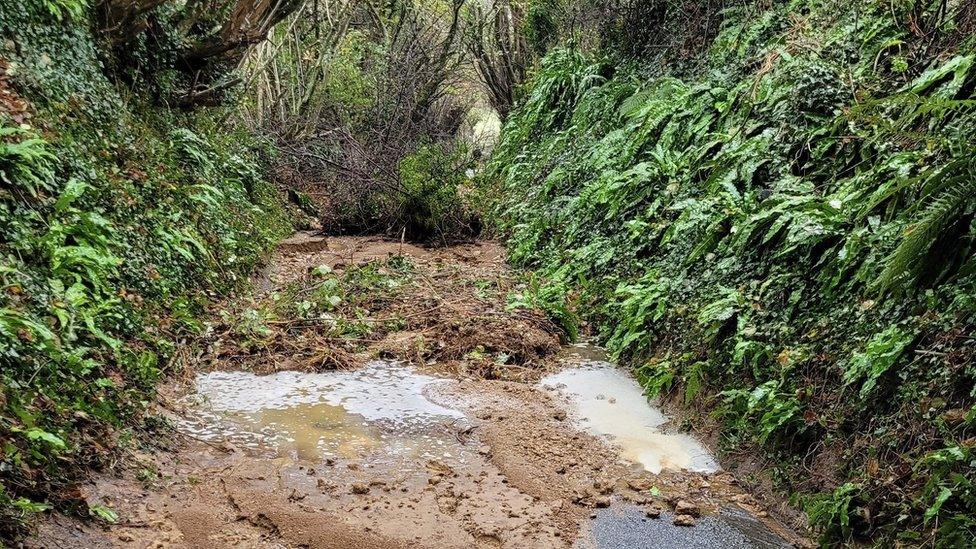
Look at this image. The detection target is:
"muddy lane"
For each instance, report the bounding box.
[30,236,806,548]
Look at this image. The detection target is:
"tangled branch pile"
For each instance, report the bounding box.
[240,0,489,242]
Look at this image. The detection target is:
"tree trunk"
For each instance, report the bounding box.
[181,0,304,69]
[96,0,168,42]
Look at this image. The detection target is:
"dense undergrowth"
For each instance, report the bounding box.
[241,0,485,243]
[0,1,290,538]
[490,0,976,545]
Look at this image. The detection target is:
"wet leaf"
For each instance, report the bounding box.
[89,504,118,524]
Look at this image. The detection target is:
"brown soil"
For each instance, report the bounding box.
[210,233,560,379]
[28,235,810,549]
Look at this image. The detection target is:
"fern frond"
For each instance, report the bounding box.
[877,153,976,291]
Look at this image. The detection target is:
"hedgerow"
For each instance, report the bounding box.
[0,1,290,537]
[490,1,976,545]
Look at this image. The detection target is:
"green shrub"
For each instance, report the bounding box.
[389,144,479,242]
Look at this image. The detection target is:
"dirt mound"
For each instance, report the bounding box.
[416,315,560,380]
[207,236,563,380]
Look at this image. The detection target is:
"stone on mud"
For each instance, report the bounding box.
[674,500,701,517]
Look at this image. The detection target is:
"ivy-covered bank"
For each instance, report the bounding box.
[490,1,976,546]
[0,2,290,537]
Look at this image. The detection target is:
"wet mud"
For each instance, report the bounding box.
[29,235,809,549]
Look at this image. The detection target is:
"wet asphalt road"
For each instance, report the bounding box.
[582,504,793,549]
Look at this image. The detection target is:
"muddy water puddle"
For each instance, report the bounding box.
[174,350,791,547]
[544,345,718,474]
[179,361,469,465]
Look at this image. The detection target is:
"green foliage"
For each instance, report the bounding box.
[843,325,914,399]
[722,380,802,444]
[36,0,87,22]
[392,144,478,242]
[913,444,976,546]
[324,31,377,119]
[605,271,667,357]
[877,151,976,292]
[0,126,56,198]
[488,0,976,545]
[0,3,291,538]
[88,504,118,524]
[0,488,50,532]
[507,273,579,341]
[806,483,861,543]
[524,0,561,55]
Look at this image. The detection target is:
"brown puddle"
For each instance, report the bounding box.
[179,361,470,465]
[244,402,380,460]
[543,345,718,474]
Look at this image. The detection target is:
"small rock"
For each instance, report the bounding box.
[118,534,135,542]
[645,508,661,519]
[627,478,654,492]
[674,500,700,517]
[350,483,369,495]
[592,496,611,508]
[593,479,614,494]
[552,410,567,421]
[673,514,696,527]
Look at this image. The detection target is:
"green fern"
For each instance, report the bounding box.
[0,126,57,198]
[877,153,976,291]
[38,0,88,22]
